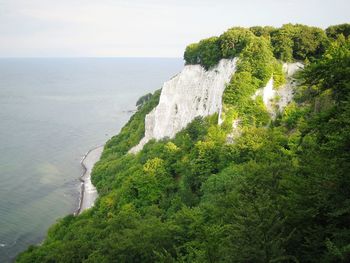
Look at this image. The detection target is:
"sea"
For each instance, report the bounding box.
[0,57,183,262]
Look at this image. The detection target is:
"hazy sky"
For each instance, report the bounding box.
[0,0,349,57]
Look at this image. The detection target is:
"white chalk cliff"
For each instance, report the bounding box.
[252,62,304,117]
[129,60,303,153]
[277,62,304,111]
[129,58,238,153]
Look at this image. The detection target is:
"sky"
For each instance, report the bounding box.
[0,0,349,57]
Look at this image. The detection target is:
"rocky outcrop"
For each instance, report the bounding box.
[277,62,304,111]
[129,59,238,153]
[130,60,302,153]
[252,62,304,117]
[252,78,275,114]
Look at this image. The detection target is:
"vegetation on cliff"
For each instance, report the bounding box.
[17,24,350,263]
[184,24,333,69]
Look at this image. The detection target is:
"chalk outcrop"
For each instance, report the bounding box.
[252,78,275,113]
[129,59,238,153]
[130,60,303,153]
[252,62,304,117]
[277,62,304,111]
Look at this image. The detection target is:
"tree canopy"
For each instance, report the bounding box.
[184,24,333,69]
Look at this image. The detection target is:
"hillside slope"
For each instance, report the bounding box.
[17,24,350,263]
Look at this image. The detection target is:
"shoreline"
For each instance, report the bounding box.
[75,145,104,215]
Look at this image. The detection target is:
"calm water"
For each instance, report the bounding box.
[0,58,183,262]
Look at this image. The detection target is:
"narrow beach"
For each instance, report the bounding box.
[76,145,104,215]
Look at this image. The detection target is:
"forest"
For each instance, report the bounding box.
[17,24,350,262]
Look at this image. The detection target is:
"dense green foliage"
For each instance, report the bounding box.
[17,26,350,262]
[270,24,329,62]
[184,24,331,69]
[326,23,350,39]
[135,93,152,109]
[221,30,284,127]
[184,37,222,69]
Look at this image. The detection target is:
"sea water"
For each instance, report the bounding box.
[0,58,183,262]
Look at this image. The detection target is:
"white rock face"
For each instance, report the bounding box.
[252,62,304,117]
[262,78,275,107]
[251,77,276,114]
[129,58,238,153]
[283,62,304,78]
[277,62,304,111]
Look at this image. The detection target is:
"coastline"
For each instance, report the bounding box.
[76,145,104,215]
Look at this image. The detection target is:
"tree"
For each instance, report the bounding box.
[326,23,350,39]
